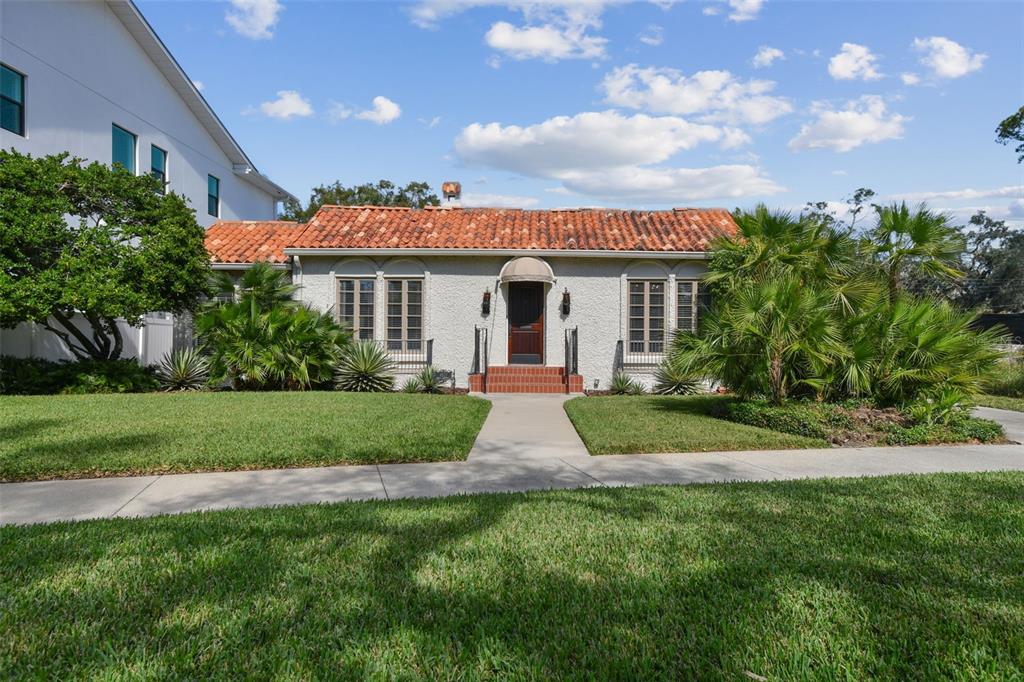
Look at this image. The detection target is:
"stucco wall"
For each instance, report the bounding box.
[294,254,708,389]
[0,0,277,225]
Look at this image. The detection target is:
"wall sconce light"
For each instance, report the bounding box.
[561,288,571,315]
[482,288,491,316]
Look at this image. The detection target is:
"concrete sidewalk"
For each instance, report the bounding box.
[2,402,1023,526]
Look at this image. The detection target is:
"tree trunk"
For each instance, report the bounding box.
[45,310,124,360]
[769,353,785,405]
[888,269,900,304]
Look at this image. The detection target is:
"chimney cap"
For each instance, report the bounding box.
[442,181,461,201]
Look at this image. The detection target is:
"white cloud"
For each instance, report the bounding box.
[752,46,784,68]
[249,90,313,120]
[419,116,442,128]
[702,5,720,15]
[355,96,402,124]
[725,0,764,21]
[912,36,986,79]
[889,186,1023,202]
[638,24,663,46]
[192,80,205,91]
[454,110,781,203]
[485,20,606,60]
[900,72,921,86]
[828,43,882,81]
[601,64,792,126]
[556,165,783,202]
[788,96,909,153]
[831,169,848,176]
[225,0,282,40]
[1008,199,1024,219]
[456,110,726,174]
[460,192,541,207]
[328,101,352,122]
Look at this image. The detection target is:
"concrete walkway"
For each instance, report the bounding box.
[2,401,1022,526]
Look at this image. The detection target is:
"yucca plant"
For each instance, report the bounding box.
[414,365,445,394]
[610,371,645,395]
[156,347,209,391]
[401,377,423,393]
[335,341,395,392]
[653,355,700,395]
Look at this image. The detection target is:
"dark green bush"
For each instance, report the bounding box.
[0,356,158,395]
[881,416,1004,446]
[714,399,852,441]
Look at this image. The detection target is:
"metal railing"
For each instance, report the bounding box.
[564,326,578,376]
[616,335,670,369]
[372,338,432,366]
[472,326,489,377]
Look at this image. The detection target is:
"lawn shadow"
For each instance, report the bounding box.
[3,474,1023,677]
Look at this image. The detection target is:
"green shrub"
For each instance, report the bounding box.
[653,358,700,395]
[882,416,1003,446]
[610,371,645,395]
[412,365,445,394]
[196,263,351,390]
[982,353,1024,398]
[715,399,851,441]
[335,342,395,392]
[401,377,422,393]
[0,356,158,395]
[156,347,210,391]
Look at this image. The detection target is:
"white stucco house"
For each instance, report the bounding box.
[1,0,293,362]
[205,205,737,393]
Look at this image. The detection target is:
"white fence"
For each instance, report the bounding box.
[0,312,184,366]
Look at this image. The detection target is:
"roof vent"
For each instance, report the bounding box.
[442,181,461,202]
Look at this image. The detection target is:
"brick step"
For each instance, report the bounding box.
[470,373,585,394]
[486,367,566,376]
[486,384,570,394]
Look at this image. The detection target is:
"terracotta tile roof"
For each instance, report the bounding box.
[288,206,737,253]
[205,221,304,265]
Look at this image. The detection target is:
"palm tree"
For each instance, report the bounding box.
[196,262,351,390]
[871,202,965,303]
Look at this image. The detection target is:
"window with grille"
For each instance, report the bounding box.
[677,280,699,333]
[338,279,375,340]
[386,279,423,352]
[628,280,666,353]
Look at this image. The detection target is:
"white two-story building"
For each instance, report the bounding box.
[1,0,293,361]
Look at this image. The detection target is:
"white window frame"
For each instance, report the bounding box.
[337,277,376,341]
[385,278,424,353]
[627,279,667,358]
[676,279,699,333]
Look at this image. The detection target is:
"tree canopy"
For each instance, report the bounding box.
[996,105,1024,163]
[280,180,440,222]
[0,150,210,359]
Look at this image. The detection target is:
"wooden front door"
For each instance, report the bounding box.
[508,282,544,364]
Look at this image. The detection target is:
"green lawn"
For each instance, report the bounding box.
[0,392,491,481]
[565,395,826,454]
[2,473,1022,678]
[977,394,1024,412]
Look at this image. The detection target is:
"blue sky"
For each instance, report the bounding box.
[140,0,1023,224]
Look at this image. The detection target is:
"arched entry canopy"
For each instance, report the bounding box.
[499,256,555,284]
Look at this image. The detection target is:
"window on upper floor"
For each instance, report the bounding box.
[338,278,375,341]
[207,174,220,217]
[111,124,136,173]
[386,279,423,352]
[150,145,167,193]
[1,64,25,136]
[628,279,666,354]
